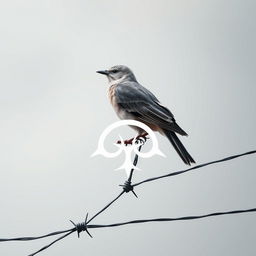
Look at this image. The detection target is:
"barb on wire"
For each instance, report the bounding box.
[88,138,144,225]
[0,148,255,256]
[70,213,92,238]
[119,141,144,198]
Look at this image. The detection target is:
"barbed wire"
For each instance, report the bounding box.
[133,149,256,187]
[0,145,255,256]
[87,207,256,228]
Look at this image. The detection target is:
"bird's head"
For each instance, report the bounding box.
[97,65,137,84]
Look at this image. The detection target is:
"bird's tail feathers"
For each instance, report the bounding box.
[170,122,188,136]
[163,130,195,165]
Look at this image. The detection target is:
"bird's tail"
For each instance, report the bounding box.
[163,130,195,165]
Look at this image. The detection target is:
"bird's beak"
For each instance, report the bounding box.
[96,70,109,75]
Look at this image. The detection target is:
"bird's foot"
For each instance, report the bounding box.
[116,133,149,146]
[116,138,134,146]
[136,133,148,144]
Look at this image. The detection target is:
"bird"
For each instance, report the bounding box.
[97,65,195,165]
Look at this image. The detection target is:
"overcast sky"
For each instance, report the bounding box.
[0,0,255,255]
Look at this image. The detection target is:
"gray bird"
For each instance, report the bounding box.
[97,65,195,165]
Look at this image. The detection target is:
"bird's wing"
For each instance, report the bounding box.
[115,81,187,135]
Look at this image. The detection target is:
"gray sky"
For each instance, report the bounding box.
[0,0,256,255]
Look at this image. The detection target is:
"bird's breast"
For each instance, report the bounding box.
[108,84,118,108]
[108,84,133,120]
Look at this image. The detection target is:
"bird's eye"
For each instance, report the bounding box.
[111,69,118,73]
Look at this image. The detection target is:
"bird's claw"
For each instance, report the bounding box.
[116,138,134,146]
[135,133,148,144]
[116,133,148,146]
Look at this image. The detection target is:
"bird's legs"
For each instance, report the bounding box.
[117,132,148,146]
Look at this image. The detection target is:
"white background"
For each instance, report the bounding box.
[0,1,255,255]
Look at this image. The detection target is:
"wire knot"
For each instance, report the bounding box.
[122,180,133,192]
[120,180,138,198]
[70,213,92,238]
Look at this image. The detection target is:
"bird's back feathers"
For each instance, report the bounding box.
[115,81,187,135]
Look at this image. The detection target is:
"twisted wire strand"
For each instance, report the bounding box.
[87,207,256,229]
[86,190,125,225]
[133,150,256,187]
[0,228,74,242]
[28,230,75,256]
[128,144,143,182]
